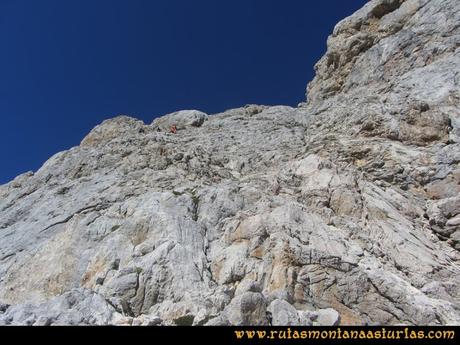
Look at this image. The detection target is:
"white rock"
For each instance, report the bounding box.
[315,308,340,326]
[1,0,460,326]
[267,299,300,326]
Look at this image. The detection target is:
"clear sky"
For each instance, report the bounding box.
[0,0,367,184]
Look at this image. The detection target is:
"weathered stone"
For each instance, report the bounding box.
[152,110,208,131]
[1,0,460,326]
[0,303,9,313]
[267,299,300,326]
[223,292,268,326]
[315,308,341,326]
[0,289,126,325]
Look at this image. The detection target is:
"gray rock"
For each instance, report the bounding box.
[223,292,268,326]
[0,303,9,313]
[1,0,460,326]
[152,110,208,131]
[204,315,230,326]
[315,308,341,326]
[267,299,300,326]
[0,289,129,325]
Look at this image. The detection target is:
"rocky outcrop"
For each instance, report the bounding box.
[152,110,208,132]
[1,0,459,325]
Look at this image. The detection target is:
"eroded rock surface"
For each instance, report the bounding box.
[1,0,459,325]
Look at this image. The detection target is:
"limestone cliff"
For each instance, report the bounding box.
[0,0,459,325]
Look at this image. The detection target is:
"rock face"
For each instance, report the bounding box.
[1,0,459,325]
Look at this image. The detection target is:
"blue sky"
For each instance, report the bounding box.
[0,0,367,184]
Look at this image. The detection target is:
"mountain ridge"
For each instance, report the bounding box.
[1,0,459,325]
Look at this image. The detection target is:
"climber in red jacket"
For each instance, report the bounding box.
[170,124,177,134]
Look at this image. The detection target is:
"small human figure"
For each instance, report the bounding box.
[170,124,177,134]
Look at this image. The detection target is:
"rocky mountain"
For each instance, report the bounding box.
[1,0,459,325]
